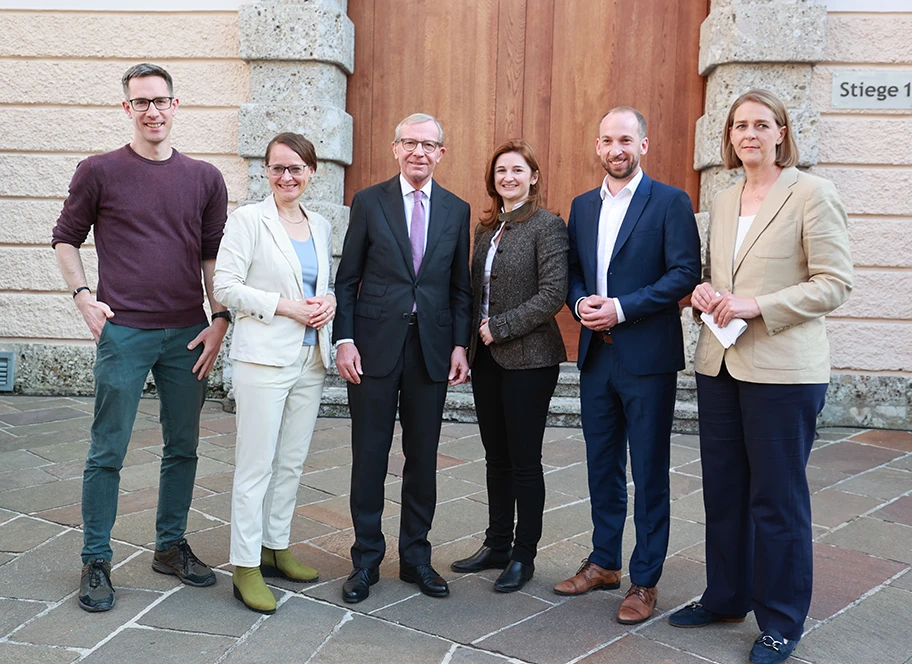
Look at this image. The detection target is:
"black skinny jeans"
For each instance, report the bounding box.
[471,343,559,565]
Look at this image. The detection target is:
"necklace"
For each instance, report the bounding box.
[278,212,306,225]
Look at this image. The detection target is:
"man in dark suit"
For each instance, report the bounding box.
[333,113,472,603]
[554,107,701,624]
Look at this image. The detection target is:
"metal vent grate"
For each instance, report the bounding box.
[0,352,14,391]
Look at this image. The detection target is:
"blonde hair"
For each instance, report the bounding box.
[721,89,799,169]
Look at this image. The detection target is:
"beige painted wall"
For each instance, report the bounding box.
[0,9,247,343]
[812,10,912,375]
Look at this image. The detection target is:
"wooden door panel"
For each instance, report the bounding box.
[346,0,708,361]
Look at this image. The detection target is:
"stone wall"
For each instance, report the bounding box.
[691,0,912,428]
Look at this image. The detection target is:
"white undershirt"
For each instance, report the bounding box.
[733,214,756,265]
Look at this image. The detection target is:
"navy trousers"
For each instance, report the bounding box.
[697,363,827,641]
[579,339,676,588]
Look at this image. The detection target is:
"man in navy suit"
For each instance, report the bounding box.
[333,113,472,603]
[554,107,701,624]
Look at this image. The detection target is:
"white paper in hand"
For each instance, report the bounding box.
[700,312,748,349]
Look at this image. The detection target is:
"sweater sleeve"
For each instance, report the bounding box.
[51,158,99,248]
[200,164,229,260]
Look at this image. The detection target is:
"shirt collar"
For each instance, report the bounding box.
[600,169,643,201]
[400,174,433,201]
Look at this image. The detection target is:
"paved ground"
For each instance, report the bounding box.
[0,395,910,664]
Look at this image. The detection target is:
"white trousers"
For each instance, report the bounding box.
[229,345,325,567]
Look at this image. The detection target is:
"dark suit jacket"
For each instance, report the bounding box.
[333,175,473,382]
[567,172,701,375]
[469,207,568,370]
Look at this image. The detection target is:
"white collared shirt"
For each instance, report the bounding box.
[575,170,644,323]
[400,174,433,253]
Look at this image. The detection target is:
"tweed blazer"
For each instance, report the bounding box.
[469,207,569,370]
[695,167,853,384]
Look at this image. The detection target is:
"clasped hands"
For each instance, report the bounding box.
[578,296,617,332]
[281,294,336,330]
[691,282,760,328]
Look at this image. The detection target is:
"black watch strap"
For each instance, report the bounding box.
[72,286,90,299]
[211,311,232,324]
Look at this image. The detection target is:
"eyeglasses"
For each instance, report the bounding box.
[266,164,309,177]
[128,97,174,112]
[397,139,442,153]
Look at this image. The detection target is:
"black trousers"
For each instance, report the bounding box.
[347,324,447,568]
[471,343,559,565]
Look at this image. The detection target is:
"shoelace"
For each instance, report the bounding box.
[575,559,592,574]
[176,539,202,568]
[87,561,110,589]
[626,584,649,601]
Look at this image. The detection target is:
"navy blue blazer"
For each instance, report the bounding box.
[567,172,701,375]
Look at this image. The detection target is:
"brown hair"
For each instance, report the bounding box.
[722,89,800,169]
[480,139,543,227]
[121,63,173,98]
[265,133,318,172]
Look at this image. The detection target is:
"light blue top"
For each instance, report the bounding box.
[290,236,318,347]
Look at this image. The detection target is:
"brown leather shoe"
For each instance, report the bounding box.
[553,559,621,596]
[616,584,657,624]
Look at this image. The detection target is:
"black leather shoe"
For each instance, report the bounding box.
[494,561,534,593]
[450,545,512,573]
[342,567,379,603]
[399,564,449,597]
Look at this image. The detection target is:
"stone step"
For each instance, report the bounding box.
[319,380,700,432]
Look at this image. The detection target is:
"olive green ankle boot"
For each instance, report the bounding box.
[261,546,319,583]
[232,566,276,614]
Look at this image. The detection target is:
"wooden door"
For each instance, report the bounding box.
[345,0,708,360]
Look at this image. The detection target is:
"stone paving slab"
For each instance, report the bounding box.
[0,396,908,663]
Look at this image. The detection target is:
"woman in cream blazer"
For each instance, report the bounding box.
[214,133,335,615]
[668,91,852,664]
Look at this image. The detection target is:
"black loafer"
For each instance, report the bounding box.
[450,545,512,573]
[399,563,449,597]
[494,561,534,593]
[342,567,379,603]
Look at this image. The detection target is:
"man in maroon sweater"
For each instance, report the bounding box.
[52,63,229,613]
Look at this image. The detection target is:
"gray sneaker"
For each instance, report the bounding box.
[152,538,216,587]
[78,559,115,612]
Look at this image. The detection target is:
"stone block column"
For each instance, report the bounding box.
[237,0,355,252]
[683,0,828,372]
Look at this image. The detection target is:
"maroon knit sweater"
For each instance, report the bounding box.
[52,145,228,329]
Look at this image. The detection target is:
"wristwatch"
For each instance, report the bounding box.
[211,311,232,324]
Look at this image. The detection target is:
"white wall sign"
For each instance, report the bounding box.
[832,72,912,109]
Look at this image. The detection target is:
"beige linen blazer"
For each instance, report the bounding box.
[694,167,853,384]
[214,196,334,369]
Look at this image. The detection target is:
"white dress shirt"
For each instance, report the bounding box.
[480,201,524,319]
[575,169,644,323]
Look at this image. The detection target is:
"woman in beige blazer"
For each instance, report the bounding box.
[214,133,335,614]
[667,91,853,664]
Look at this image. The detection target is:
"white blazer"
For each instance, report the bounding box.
[214,196,334,368]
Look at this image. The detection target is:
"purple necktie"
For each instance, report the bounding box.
[410,190,426,274]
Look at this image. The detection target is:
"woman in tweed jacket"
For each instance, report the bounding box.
[450,139,568,592]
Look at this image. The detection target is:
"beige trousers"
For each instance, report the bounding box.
[229,345,325,567]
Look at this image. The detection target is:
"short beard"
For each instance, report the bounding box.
[602,155,639,181]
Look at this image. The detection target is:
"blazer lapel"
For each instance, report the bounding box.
[732,167,797,277]
[584,191,601,279]
[261,197,305,298]
[305,206,329,295]
[420,182,451,275]
[378,176,415,279]
[717,182,742,286]
[610,173,652,262]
